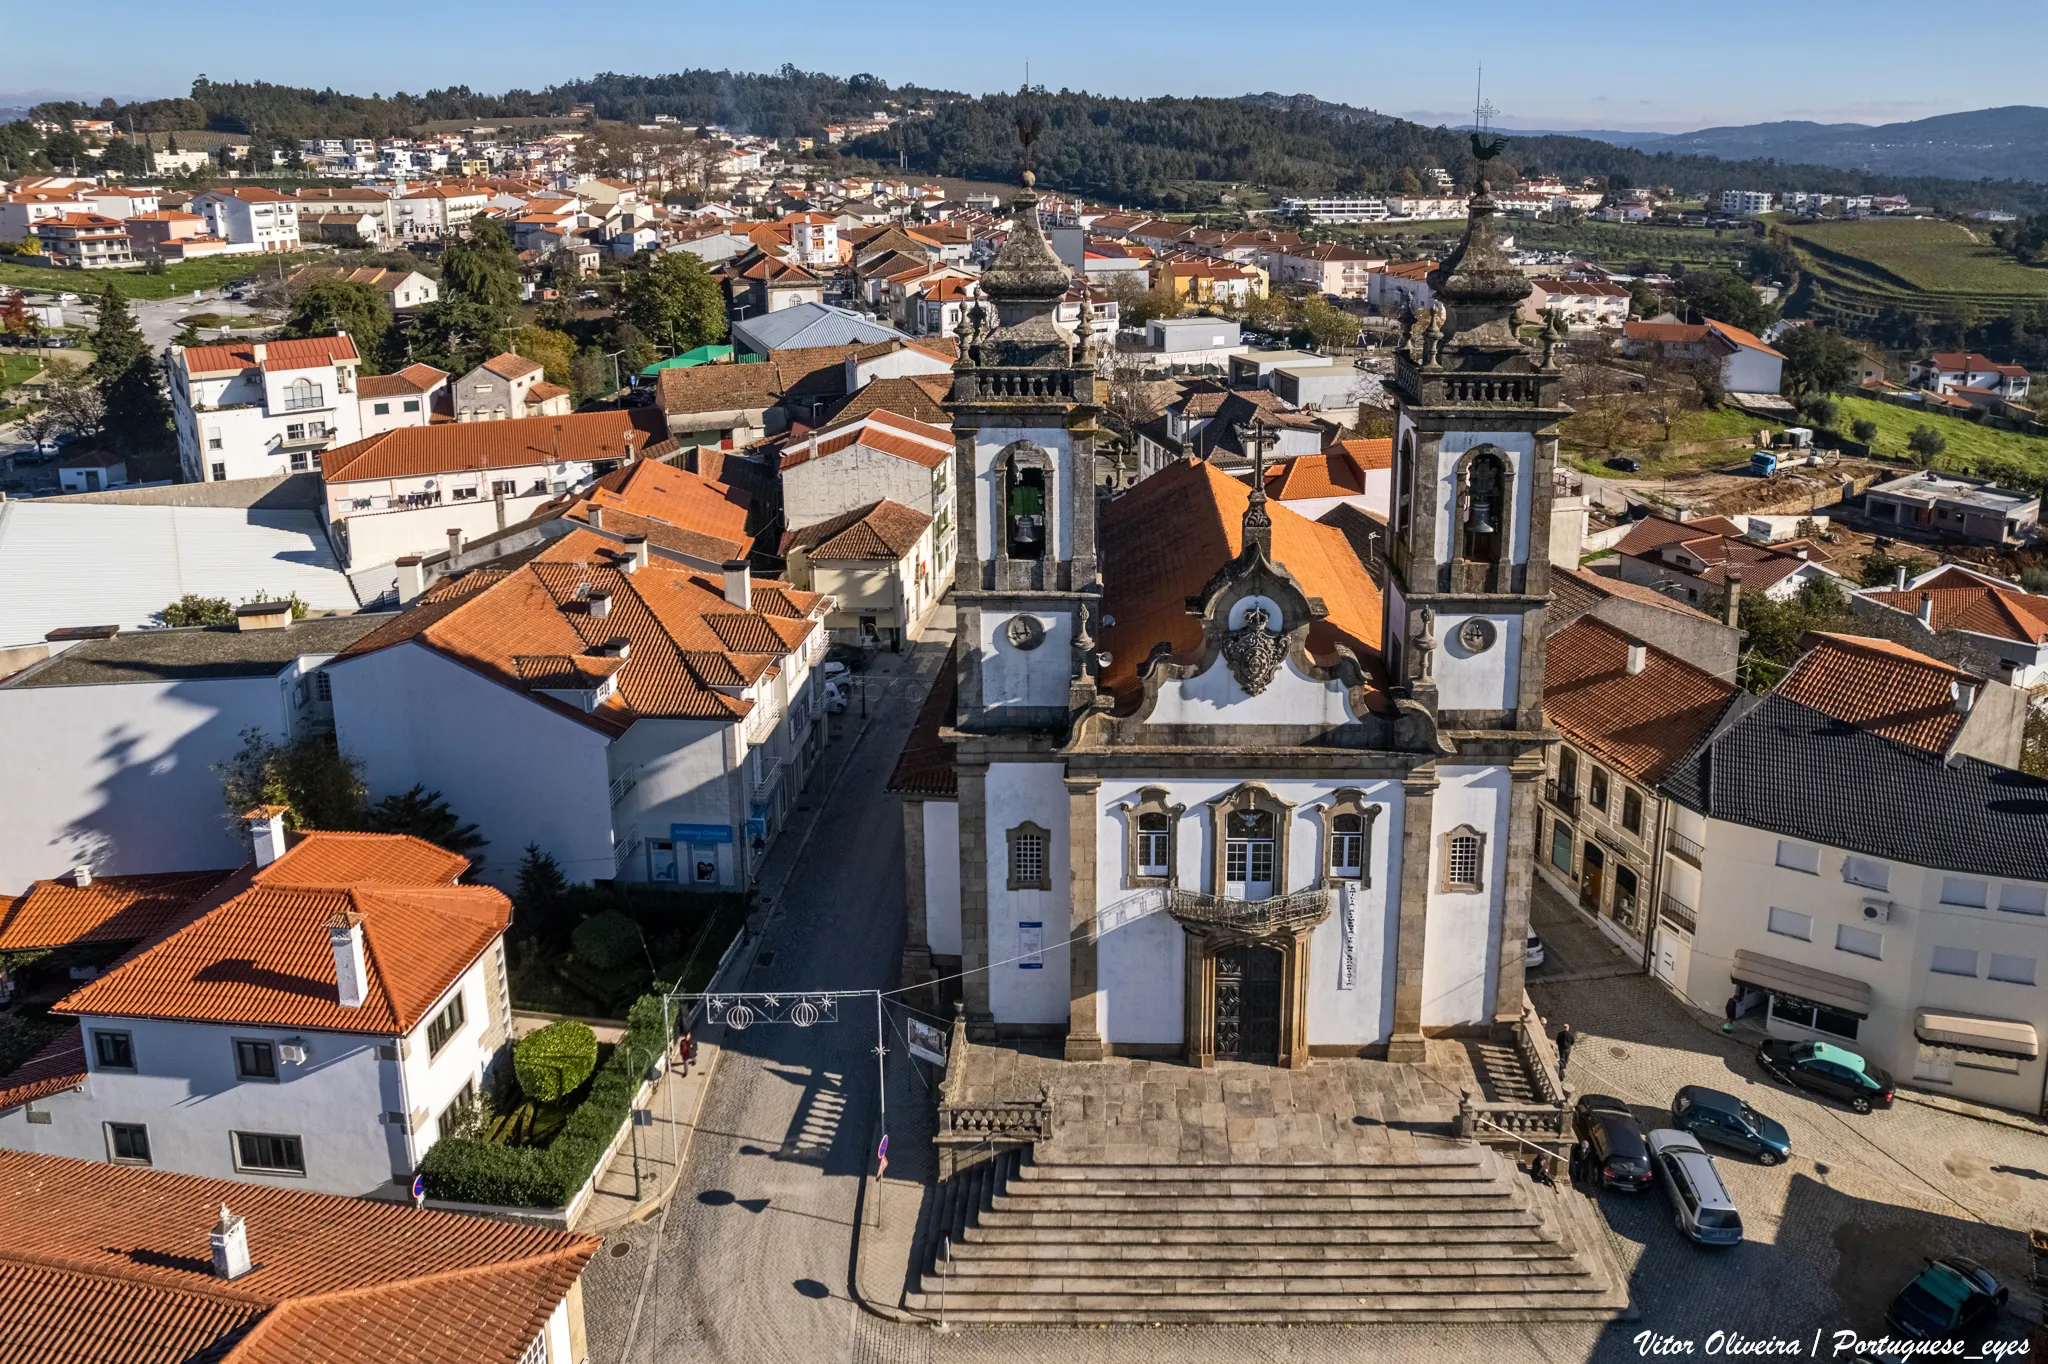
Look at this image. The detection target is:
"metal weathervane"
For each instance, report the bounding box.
[1469,68,1507,164]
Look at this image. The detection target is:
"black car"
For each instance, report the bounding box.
[1572,1093,1653,1192]
[1757,1038,1895,1113]
[1671,1085,1792,1164]
[1605,456,1642,473]
[1884,1256,2006,1340]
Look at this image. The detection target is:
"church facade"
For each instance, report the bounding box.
[893,171,1566,1067]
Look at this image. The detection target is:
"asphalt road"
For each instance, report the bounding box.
[586,626,947,1364]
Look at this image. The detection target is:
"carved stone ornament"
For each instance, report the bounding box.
[1457,617,1497,653]
[1222,605,1284,696]
[1005,615,1046,650]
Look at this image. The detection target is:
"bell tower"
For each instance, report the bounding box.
[1382,172,1569,733]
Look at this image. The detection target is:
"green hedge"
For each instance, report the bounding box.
[513,1018,599,1104]
[421,994,669,1207]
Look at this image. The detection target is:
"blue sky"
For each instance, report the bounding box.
[9,0,2045,131]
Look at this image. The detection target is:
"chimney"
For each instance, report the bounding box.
[446,528,465,558]
[588,505,604,531]
[722,559,751,609]
[244,805,288,868]
[588,589,613,619]
[233,600,293,632]
[1894,564,1909,592]
[1723,571,1743,629]
[73,864,92,889]
[624,534,650,570]
[395,556,425,606]
[327,908,368,1009]
[250,343,266,364]
[1626,641,1647,676]
[210,1205,251,1281]
[1953,678,1977,714]
[1918,592,1934,626]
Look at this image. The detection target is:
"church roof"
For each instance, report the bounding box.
[1097,460,1385,709]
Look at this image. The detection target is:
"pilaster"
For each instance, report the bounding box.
[956,763,995,1039]
[1492,756,1545,1036]
[1387,769,1438,1062]
[1063,775,1104,1060]
[899,799,934,991]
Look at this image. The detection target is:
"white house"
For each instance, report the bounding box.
[782,498,944,650]
[1853,563,2048,687]
[328,531,830,890]
[320,408,668,572]
[1520,278,1630,328]
[191,187,301,253]
[1908,351,2031,404]
[1367,260,1437,315]
[1608,510,1834,609]
[395,185,489,239]
[1260,440,1393,522]
[0,609,388,891]
[171,334,364,484]
[778,407,955,553]
[356,362,450,437]
[1719,190,1775,216]
[454,352,572,422]
[1621,318,1785,396]
[0,822,512,1197]
[1655,633,2048,1113]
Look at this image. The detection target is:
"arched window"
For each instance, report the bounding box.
[1460,448,1507,564]
[1317,789,1379,886]
[1120,787,1181,888]
[1209,784,1292,901]
[1440,825,1487,893]
[283,377,321,412]
[1007,464,1046,559]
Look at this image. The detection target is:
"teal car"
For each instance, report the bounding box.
[1671,1085,1791,1165]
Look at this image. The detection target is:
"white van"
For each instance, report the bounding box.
[1646,1128,1743,1247]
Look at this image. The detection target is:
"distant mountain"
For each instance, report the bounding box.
[1477,128,1672,150]
[1651,107,2048,183]
[1240,92,1394,128]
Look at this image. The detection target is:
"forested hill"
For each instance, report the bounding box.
[857,89,2048,214]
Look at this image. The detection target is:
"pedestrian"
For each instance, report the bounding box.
[1555,1022,1575,1077]
[1528,1153,1553,1187]
[1567,1141,1583,1186]
[1723,994,1740,1034]
[1575,1138,1595,1188]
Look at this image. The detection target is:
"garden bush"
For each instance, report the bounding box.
[571,910,644,973]
[421,995,669,1207]
[513,1018,598,1105]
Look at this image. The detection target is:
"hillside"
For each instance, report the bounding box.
[1652,107,2048,184]
[1783,217,2048,328]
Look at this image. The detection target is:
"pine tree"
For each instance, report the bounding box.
[88,284,173,453]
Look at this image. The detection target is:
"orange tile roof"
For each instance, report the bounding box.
[586,458,751,547]
[821,375,952,430]
[1544,617,1738,784]
[1705,319,1785,361]
[322,409,668,483]
[54,832,498,1034]
[1864,566,2048,645]
[886,650,958,797]
[0,869,238,952]
[1552,565,1718,622]
[337,529,821,735]
[1334,437,1394,471]
[1264,450,1367,501]
[181,335,358,378]
[0,1032,87,1110]
[782,498,932,559]
[1776,631,1977,755]
[480,352,542,380]
[355,363,449,400]
[782,409,951,471]
[0,1149,597,1364]
[1097,461,1384,707]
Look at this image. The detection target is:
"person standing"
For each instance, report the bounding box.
[1555,1022,1575,1078]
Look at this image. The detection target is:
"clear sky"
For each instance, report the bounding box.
[9,0,2044,132]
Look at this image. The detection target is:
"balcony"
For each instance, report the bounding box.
[1659,893,1697,937]
[1165,888,1332,937]
[1544,780,1579,819]
[1666,828,1705,867]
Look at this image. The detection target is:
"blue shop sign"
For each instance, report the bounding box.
[672,823,733,844]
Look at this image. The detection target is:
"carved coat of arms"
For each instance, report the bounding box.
[1222,606,1284,696]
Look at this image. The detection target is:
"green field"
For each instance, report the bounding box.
[1561,403,1777,473]
[1786,218,2048,326]
[0,254,299,302]
[0,353,43,392]
[1834,393,2048,486]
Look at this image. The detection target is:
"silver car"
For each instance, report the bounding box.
[1647,1128,1743,1246]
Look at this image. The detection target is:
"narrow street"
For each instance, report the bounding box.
[583,614,949,1364]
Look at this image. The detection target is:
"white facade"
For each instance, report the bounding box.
[172,343,364,484]
[192,189,301,252]
[326,459,588,570]
[1720,190,1776,217]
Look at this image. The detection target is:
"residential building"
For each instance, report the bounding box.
[171,335,364,483]
[328,532,829,890]
[1159,256,1266,308]
[0,819,511,1194]
[1852,563,2048,687]
[293,186,398,240]
[33,213,134,269]
[1521,278,1630,328]
[655,347,855,449]
[395,185,489,239]
[192,187,301,253]
[0,1149,598,1364]
[1269,360,1379,412]
[914,275,982,337]
[1384,195,1469,221]
[1550,563,1742,683]
[1609,510,1834,608]
[321,408,667,572]
[1366,260,1437,314]
[0,189,87,242]
[54,449,128,492]
[356,362,450,436]
[0,610,385,889]
[1719,190,1775,216]
[453,352,572,422]
[782,499,943,649]
[1908,351,2031,406]
[1862,470,2039,546]
[292,264,439,310]
[1277,196,1388,224]
[1266,243,1385,298]
[728,252,826,316]
[1621,318,1785,395]
[1259,439,1392,521]
[123,209,233,260]
[1655,633,2048,1113]
[79,186,161,220]
[778,407,955,574]
[1135,386,1329,479]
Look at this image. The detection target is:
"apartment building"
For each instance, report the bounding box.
[171,334,364,483]
[192,187,301,252]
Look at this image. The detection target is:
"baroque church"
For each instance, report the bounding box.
[892,165,1565,1068]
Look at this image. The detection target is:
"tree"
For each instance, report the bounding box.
[1795,394,1838,430]
[284,279,390,371]
[40,359,105,439]
[1627,278,1662,319]
[510,325,576,387]
[1908,424,1947,466]
[87,285,172,453]
[1098,353,1162,483]
[214,729,367,833]
[1675,269,1777,334]
[0,291,32,336]
[1298,295,1358,354]
[619,251,727,354]
[1851,418,1878,444]
[515,843,569,920]
[361,784,487,870]
[161,594,236,626]
[1777,325,1858,397]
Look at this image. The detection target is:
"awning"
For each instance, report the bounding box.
[1916,1010,2040,1061]
[1731,949,1873,1018]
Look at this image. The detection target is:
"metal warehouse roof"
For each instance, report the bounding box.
[0,502,361,646]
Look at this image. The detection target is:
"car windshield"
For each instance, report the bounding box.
[1738,1102,1760,1124]
[1894,1284,1957,1331]
[1698,1208,1742,1230]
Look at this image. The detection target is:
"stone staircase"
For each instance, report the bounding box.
[905,1146,1630,1325]
[1472,1039,1540,1103]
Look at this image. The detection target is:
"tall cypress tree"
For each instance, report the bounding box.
[89,284,172,453]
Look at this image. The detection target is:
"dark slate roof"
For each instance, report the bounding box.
[4,615,392,687]
[1661,692,2048,881]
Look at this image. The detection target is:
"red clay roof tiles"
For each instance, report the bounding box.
[1776,631,1976,755]
[1544,617,1739,785]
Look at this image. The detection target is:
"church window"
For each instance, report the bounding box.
[1459,448,1507,563]
[1441,826,1486,893]
[1394,430,1415,537]
[1137,816,1171,876]
[1006,821,1051,892]
[1317,789,1378,887]
[1330,816,1364,879]
[1208,784,1293,900]
[1122,788,1180,887]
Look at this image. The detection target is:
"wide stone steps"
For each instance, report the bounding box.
[908,1147,1630,1325]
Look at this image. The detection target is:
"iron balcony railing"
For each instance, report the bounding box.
[1666,828,1705,866]
[1659,893,1697,936]
[1545,780,1579,818]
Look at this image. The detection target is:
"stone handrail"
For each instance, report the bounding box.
[1514,1001,1566,1106]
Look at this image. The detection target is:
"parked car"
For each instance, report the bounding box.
[1646,1129,1743,1246]
[1671,1085,1791,1165]
[1573,1094,1653,1192]
[1605,456,1642,473]
[1884,1257,2006,1340]
[1757,1039,1894,1113]
[824,643,869,674]
[822,678,849,715]
[1525,932,1545,969]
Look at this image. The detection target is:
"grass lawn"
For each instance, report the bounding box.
[0,254,303,302]
[0,353,44,392]
[1562,402,1779,475]
[1833,393,2048,484]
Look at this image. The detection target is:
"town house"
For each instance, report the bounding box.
[192,187,301,253]
[171,334,364,484]
[454,352,573,422]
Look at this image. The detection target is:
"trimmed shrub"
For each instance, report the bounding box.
[571,910,643,973]
[513,1018,599,1105]
[421,994,669,1207]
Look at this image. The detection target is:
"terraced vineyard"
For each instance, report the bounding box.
[1786,218,2048,327]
